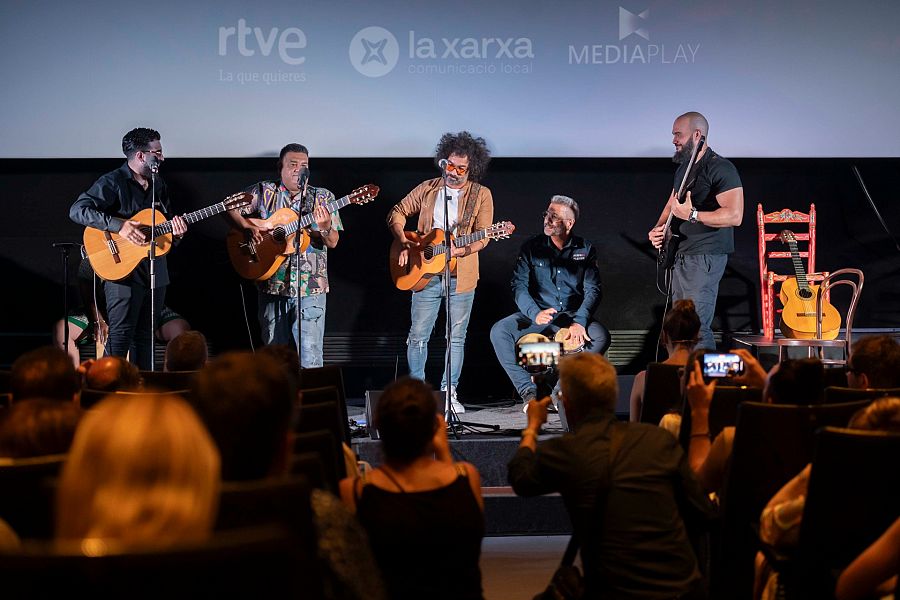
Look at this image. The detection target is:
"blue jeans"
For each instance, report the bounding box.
[407,276,475,391]
[258,292,326,368]
[105,280,165,371]
[490,311,610,400]
[671,253,728,351]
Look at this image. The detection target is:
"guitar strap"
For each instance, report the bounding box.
[459,182,481,234]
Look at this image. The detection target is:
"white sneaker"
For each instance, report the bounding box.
[442,388,465,414]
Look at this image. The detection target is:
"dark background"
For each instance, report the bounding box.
[2,156,898,400]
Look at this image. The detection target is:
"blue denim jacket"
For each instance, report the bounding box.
[511,234,602,327]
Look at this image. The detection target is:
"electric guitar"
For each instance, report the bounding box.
[83,192,252,281]
[389,221,516,291]
[778,230,840,339]
[226,184,379,281]
[658,136,706,271]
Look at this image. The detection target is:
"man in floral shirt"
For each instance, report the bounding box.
[226,143,342,367]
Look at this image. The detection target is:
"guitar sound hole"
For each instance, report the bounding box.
[798,289,814,300]
[272,227,286,243]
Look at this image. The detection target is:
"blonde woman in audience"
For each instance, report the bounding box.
[56,393,220,549]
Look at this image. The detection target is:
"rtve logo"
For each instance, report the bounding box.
[218,19,307,66]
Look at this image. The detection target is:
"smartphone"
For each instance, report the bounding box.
[517,341,562,373]
[702,353,745,379]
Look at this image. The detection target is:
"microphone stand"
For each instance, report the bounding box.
[148,159,159,371]
[293,169,309,366]
[52,242,80,358]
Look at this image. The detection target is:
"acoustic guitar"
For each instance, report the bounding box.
[83,192,252,281]
[226,184,379,281]
[778,230,840,339]
[389,221,516,291]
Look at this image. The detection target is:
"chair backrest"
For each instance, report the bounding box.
[216,476,315,541]
[714,400,872,599]
[289,452,328,491]
[80,389,191,410]
[678,386,762,452]
[298,366,350,443]
[0,525,323,599]
[0,392,11,409]
[792,427,900,599]
[299,385,341,407]
[139,370,199,392]
[292,430,341,492]
[0,454,67,540]
[639,363,682,425]
[823,386,900,404]
[757,204,819,339]
[295,402,347,482]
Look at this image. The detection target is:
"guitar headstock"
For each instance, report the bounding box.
[779,230,797,244]
[486,221,516,240]
[223,192,253,211]
[348,184,380,205]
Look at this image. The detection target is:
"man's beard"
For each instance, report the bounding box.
[672,137,695,164]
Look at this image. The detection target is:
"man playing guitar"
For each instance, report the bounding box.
[386,131,494,414]
[69,128,187,370]
[648,112,744,351]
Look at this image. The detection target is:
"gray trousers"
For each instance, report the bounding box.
[671,254,728,351]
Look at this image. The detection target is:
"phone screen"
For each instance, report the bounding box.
[702,353,745,379]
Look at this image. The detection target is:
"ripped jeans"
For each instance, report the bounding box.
[406,276,475,391]
[258,291,326,368]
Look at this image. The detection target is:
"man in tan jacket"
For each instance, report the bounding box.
[387,132,494,414]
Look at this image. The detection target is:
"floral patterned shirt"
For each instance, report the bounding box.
[242,181,343,298]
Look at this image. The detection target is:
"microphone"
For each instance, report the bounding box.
[147,154,160,173]
[297,166,310,191]
[437,158,449,171]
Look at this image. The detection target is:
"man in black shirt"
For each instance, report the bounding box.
[70,128,187,370]
[509,353,712,599]
[649,112,743,350]
[490,195,610,405]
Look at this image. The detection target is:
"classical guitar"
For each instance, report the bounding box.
[778,230,840,339]
[658,135,705,271]
[227,184,379,281]
[83,192,252,281]
[389,221,516,291]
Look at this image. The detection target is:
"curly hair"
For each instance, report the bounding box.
[122,128,161,158]
[434,131,491,182]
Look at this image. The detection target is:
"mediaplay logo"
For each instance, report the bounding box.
[569,6,699,65]
[349,26,400,77]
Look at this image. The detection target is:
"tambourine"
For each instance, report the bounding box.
[554,328,584,354]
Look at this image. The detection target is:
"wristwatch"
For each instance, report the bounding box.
[688,207,699,224]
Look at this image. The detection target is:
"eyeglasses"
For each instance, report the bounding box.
[143,149,164,156]
[445,162,469,175]
[542,211,568,223]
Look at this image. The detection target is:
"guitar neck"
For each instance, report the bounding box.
[453,228,489,247]
[286,195,352,235]
[787,240,811,290]
[152,201,230,236]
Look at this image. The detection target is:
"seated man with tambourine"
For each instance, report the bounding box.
[490,195,610,407]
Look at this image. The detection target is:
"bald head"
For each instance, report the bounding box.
[675,111,709,138]
[85,356,141,392]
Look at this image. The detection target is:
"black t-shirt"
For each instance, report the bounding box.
[673,149,742,254]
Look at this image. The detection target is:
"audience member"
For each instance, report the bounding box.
[835,516,900,600]
[630,299,700,421]
[164,330,208,372]
[256,344,302,401]
[687,354,823,493]
[0,399,82,458]
[846,334,900,389]
[191,352,295,481]
[756,397,900,599]
[9,346,80,403]
[55,393,220,548]
[340,377,485,600]
[509,353,712,599]
[82,355,142,392]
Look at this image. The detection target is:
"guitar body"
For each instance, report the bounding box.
[390,230,458,292]
[658,216,684,270]
[83,209,173,281]
[779,277,841,339]
[226,207,312,281]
